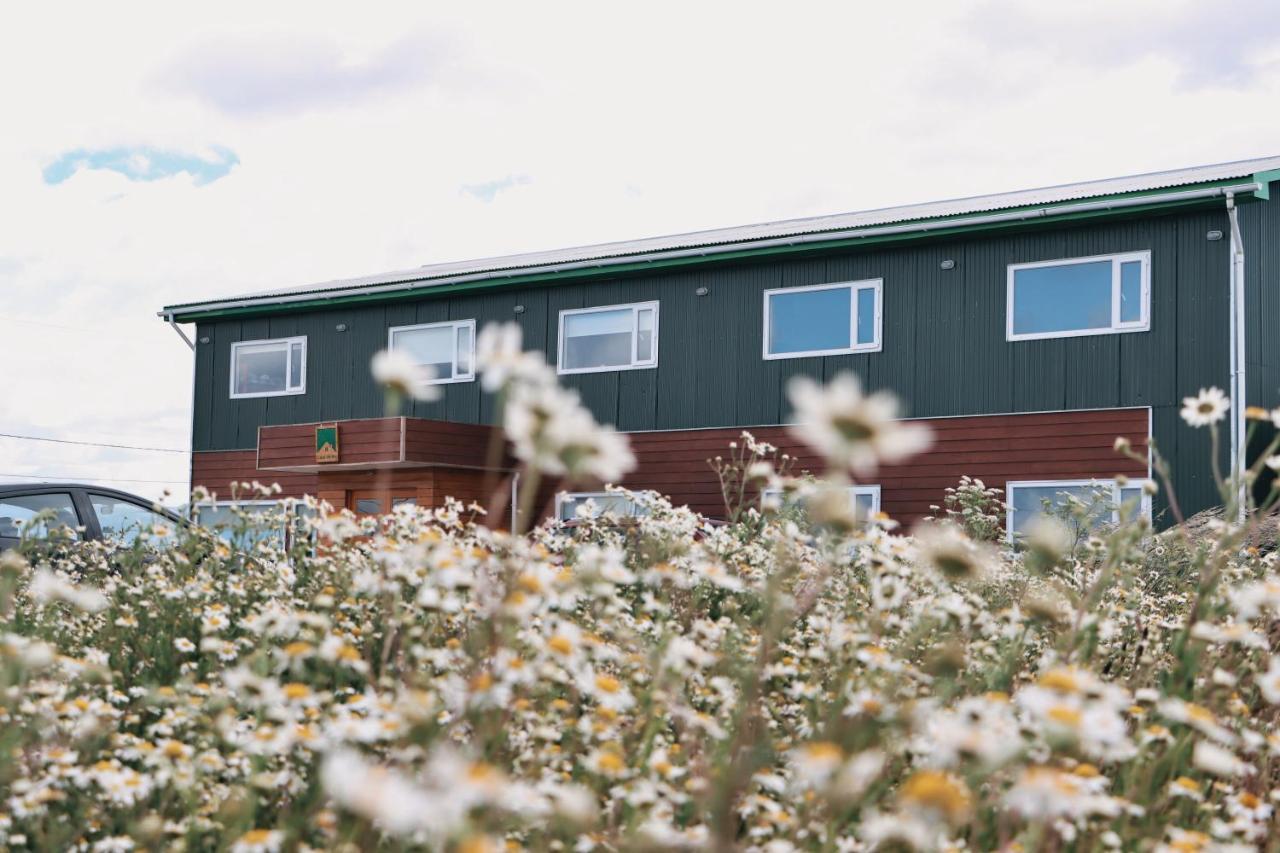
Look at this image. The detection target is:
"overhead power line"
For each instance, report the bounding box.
[0,472,187,485]
[0,432,186,454]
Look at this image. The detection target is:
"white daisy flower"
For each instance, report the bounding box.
[1180,387,1230,427]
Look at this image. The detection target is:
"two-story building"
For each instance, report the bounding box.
[162,156,1280,534]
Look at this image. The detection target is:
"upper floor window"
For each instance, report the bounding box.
[763,280,882,359]
[1007,252,1150,341]
[558,301,658,374]
[231,337,306,398]
[1006,479,1151,541]
[388,319,475,385]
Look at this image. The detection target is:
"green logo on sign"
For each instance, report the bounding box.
[316,424,339,463]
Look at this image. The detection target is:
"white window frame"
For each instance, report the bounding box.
[1006,251,1151,342]
[387,319,476,386]
[557,301,659,375]
[555,491,648,521]
[1005,479,1153,542]
[762,279,883,360]
[850,484,882,515]
[230,336,307,399]
[763,484,881,516]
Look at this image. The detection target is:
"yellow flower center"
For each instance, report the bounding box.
[1047,706,1082,727]
[1184,703,1215,724]
[1037,668,1081,693]
[802,741,843,764]
[899,770,972,824]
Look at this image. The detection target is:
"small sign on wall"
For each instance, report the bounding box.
[315,424,340,463]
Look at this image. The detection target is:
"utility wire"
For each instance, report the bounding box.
[0,472,186,485]
[0,432,186,454]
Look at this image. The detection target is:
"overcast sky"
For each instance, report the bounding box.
[2,0,1279,503]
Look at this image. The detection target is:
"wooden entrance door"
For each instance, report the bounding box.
[348,489,418,517]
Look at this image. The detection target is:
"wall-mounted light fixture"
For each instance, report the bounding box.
[1207,230,1224,241]
[940,259,956,270]
[513,305,526,314]
[695,287,709,296]
[335,323,348,332]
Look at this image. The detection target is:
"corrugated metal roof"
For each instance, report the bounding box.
[164,155,1280,315]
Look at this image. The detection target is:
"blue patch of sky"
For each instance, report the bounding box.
[460,174,531,203]
[43,145,239,186]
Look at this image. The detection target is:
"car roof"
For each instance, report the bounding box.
[0,482,164,502]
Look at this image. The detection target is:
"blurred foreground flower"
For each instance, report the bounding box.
[476,322,554,392]
[788,373,931,474]
[505,381,634,482]
[371,349,440,404]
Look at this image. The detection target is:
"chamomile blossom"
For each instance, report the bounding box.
[1180,387,1230,427]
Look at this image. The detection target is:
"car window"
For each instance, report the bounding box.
[89,494,175,544]
[0,493,82,541]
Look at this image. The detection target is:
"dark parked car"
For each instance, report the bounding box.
[0,483,185,552]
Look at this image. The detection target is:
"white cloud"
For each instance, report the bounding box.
[963,0,1280,90]
[155,31,464,118]
[1,0,1279,502]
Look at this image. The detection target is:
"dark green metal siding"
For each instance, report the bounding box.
[192,203,1276,520]
[1243,181,1280,411]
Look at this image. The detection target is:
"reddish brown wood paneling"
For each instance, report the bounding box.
[195,408,1150,530]
[258,418,404,470]
[257,417,506,472]
[192,450,514,524]
[616,408,1150,526]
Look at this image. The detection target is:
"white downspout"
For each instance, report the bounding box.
[1226,193,1247,521]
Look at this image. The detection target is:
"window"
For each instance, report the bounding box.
[230,337,307,398]
[763,280,882,359]
[192,499,314,548]
[89,494,176,544]
[1006,479,1152,541]
[0,493,81,542]
[763,484,881,523]
[1007,252,1150,341]
[558,302,659,374]
[556,491,649,521]
[388,320,476,385]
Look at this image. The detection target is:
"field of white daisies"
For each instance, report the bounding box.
[5,324,1280,852]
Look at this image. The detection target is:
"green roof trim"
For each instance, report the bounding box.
[169,178,1270,323]
[1250,169,1280,200]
